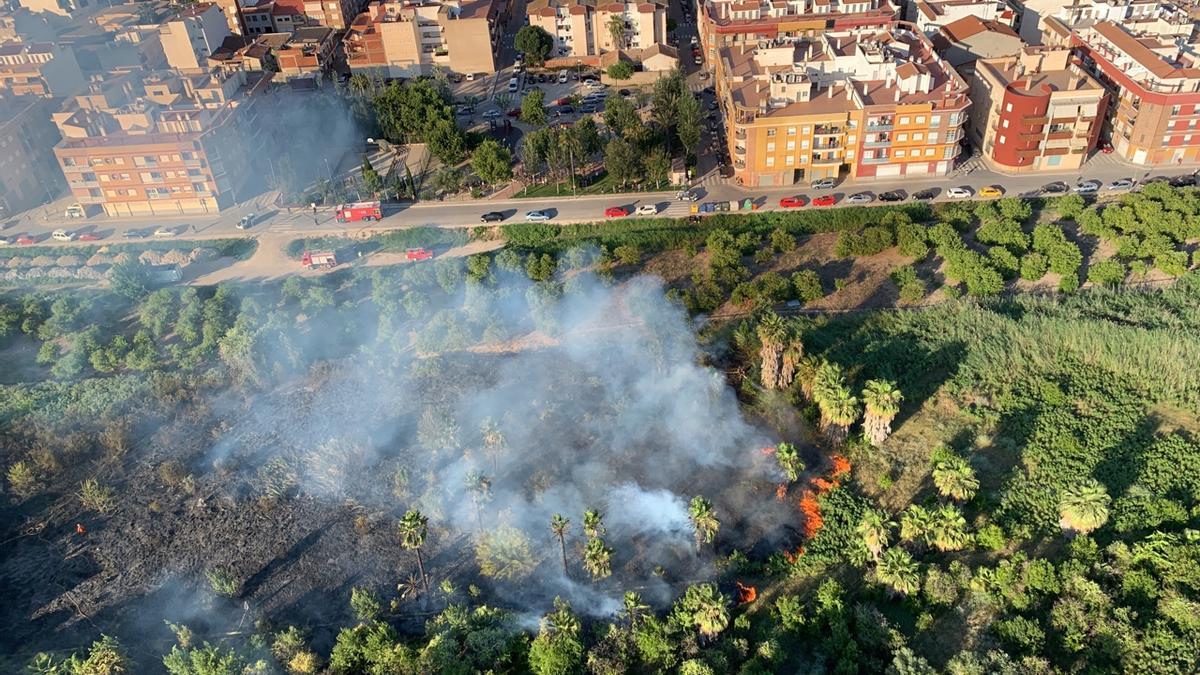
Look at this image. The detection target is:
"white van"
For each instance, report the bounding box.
[65,203,87,219]
[507,77,520,92]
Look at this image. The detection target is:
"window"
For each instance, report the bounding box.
[1002,119,1009,128]
[1164,135,1171,144]
[928,133,937,142]
[786,141,795,150]
[896,133,908,142]
[943,147,955,158]
[802,126,810,134]
[766,157,775,167]
[895,149,906,158]
[785,155,794,165]
[915,116,925,124]
[999,135,1006,144]
[766,142,775,151]
[787,127,796,135]
[766,128,776,137]
[1172,104,1182,115]
[913,132,923,141]
[929,115,941,127]
[801,140,809,149]
[1004,103,1012,112]
[899,116,910,125]
[925,148,934,156]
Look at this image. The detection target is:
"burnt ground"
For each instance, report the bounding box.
[0,343,810,669]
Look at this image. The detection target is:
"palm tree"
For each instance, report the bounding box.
[688,496,720,552]
[876,547,921,596]
[678,584,729,640]
[774,442,805,483]
[858,509,893,561]
[899,505,933,547]
[465,471,492,533]
[928,505,970,552]
[582,537,613,580]
[780,339,803,390]
[757,312,788,390]
[861,380,903,447]
[818,388,860,447]
[810,360,845,405]
[583,508,605,539]
[544,596,581,638]
[398,509,430,595]
[550,514,570,575]
[1059,479,1111,534]
[932,455,979,502]
[607,14,625,51]
[347,72,374,99]
[480,417,506,475]
[621,591,649,627]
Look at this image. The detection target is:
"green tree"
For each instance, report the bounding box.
[672,583,729,640]
[643,148,670,189]
[1059,479,1111,534]
[139,289,176,337]
[899,505,933,547]
[572,116,602,156]
[607,60,634,80]
[861,380,901,447]
[582,537,613,580]
[606,14,625,50]
[162,641,243,675]
[426,118,467,165]
[603,96,640,141]
[676,91,702,158]
[475,525,537,581]
[107,262,152,300]
[29,635,130,675]
[932,455,978,502]
[528,597,584,675]
[471,139,512,186]
[688,496,719,551]
[361,154,382,196]
[650,69,685,149]
[550,514,570,575]
[876,547,920,596]
[514,26,554,66]
[521,89,548,128]
[583,509,605,538]
[858,509,892,561]
[350,587,381,623]
[399,509,430,595]
[774,442,804,483]
[817,388,860,446]
[603,137,640,187]
[928,505,969,552]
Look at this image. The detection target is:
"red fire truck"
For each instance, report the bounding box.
[301,251,337,270]
[334,200,382,223]
[406,248,433,261]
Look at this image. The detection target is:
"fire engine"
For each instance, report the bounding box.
[301,251,337,270]
[334,201,382,223]
[406,248,433,261]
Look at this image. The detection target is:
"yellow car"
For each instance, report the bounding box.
[979,185,1004,198]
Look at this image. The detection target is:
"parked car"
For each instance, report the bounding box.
[635,204,658,216]
[0,236,10,246]
[480,211,506,223]
[65,202,88,219]
[878,190,904,202]
[677,189,699,201]
[466,72,478,81]
[52,229,74,242]
[604,206,630,217]
[812,195,837,207]
[911,189,937,201]
[1107,178,1135,190]
[978,185,1004,198]
[779,196,807,208]
[237,213,256,230]
[482,109,502,119]
[557,71,569,83]
[846,192,873,204]
[946,186,973,198]
[16,234,36,245]
[1042,181,1069,194]
[1100,143,1114,154]
[406,248,433,261]
[154,227,176,237]
[525,210,552,221]
[1169,174,1197,187]
[584,80,604,89]
[506,108,521,117]
[811,177,837,190]
[123,229,148,239]
[1074,179,1102,194]
[77,232,102,241]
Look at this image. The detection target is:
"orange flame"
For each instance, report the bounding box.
[75,523,86,535]
[783,546,804,563]
[760,446,776,456]
[830,454,851,479]
[775,484,788,501]
[736,581,758,604]
[799,490,823,539]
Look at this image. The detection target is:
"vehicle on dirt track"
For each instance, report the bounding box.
[406,248,433,261]
[301,251,338,269]
[335,201,382,223]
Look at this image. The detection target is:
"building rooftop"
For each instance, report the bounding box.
[977,49,1106,95]
[939,14,1019,43]
[1086,20,1200,80]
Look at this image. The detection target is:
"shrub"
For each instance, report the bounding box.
[1155,250,1190,277]
[988,246,1020,279]
[607,60,635,80]
[6,460,39,499]
[350,587,381,623]
[899,279,927,303]
[612,245,641,266]
[975,524,1007,551]
[769,227,796,253]
[896,223,930,259]
[836,225,894,257]
[1055,194,1086,219]
[1058,273,1080,293]
[976,219,1029,252]
[1019,253,1049,281]
[206,567,240,597]
[731,272,790,307]
[1087,259,1126,287]
[78,478,115,514]
[792,270,824,304]
[889,265,917,288]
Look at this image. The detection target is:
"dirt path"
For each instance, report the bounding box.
[185,235,505,285]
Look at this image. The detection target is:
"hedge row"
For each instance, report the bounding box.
[284,227,468,259]
[501,203,934,253]
[0,238,257,261]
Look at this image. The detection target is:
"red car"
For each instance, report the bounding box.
[406,248,433,261]
[507,108,521,117]
[16,235,36,245]
[604,206,630,217]
[779,196,807,208]
[77,232,102,241]
[1100,143,1114,154]
[812,195,838,207]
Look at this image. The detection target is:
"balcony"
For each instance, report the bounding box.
[734,128,746,140]
[862,155,892,164]
[734,159,745,169]
[814,141,841,150]
[813,126,841,135]
[734,145,745,156]
[811,154,840,166]
[68,179,99,188]
[866,121,893,131]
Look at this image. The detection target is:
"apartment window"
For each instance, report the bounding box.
[193,182,210,193]
[948,113,961,125]
[913,132,923,141]
[1164,135,1171,144]
[63,157,77,167]
[896,133,908,142]
[787,127,796,135]
[928,133,938,142]
[785,155,794,165]
[799,139,808,149]
[1172,105,1182,115]
[1004,103,1012,112]
[943,147,955,158]
[766,157,775,167]
[766,129,776,137]
[1002,119,1009,129]
[766,142,775,151]
[895,149,906,158]
[786,141,795,150]
[999,135,1006,144]
[929,115,941,127]
[899,116,910,125]
[802,126,810,134]
[925,148,934,157]
[1187,135,1194,144]
[915,116,925,124]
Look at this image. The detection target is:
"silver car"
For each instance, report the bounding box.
[525,210,552,221]
[846,192,874,204]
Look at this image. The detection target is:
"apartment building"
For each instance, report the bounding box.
[344,0,502,77]
[968,47,1107,172]
[0,40,86,97]
[716,21,970,186]
[907,0,1015,37]
[215,0,361,35]
[0,96,63,217]
[275,26,337,75]
[1012,0,1194,46]
[935,15,1025,70]
[1069,20,1200,165]
[527,0,668,62]
[52,68,268,216]
[698,0,899,63]
[17,0,89,19]
[161,3,233,72]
